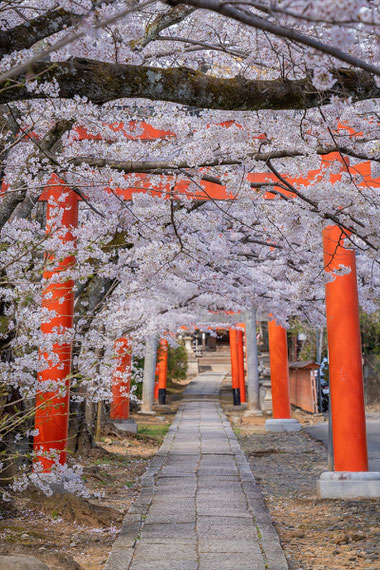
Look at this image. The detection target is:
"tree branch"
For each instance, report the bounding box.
[0,0,118,58]
[167,0,380,76]
[135,6,195,48]
[68,156,241,170]
[0,8,78,58]
[69,144,379,173]
[1,59,378,109]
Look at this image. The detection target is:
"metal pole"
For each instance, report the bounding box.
[244,309,261,411]
[141,334,158,413]
[327,396,334,471]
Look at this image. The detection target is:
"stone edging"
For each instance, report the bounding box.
[104,409,183,570]
[219,410,289,570]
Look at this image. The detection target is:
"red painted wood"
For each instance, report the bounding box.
[323,225,368,472]
[33,178,79,471]
[110,338,131,420]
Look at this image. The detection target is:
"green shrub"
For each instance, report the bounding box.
[167,341,188,383]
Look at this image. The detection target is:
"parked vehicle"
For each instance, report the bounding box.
[319,357,330,412]
[320,378,330,412]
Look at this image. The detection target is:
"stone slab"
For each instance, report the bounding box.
[197,515,257,540]
[141,522,196,540]
[104,550,134,570]
[318,471,380,499]
[111,419,137,434]
[133,541,197,561]
[265,418,301,432]
[199,552,265,570]
[198,538,262,553]
[130,561,198,570]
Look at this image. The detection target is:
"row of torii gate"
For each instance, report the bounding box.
[24,119,379,498]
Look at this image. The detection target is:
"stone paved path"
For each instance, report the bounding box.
[105,374,288,570]
[183,371,224,398]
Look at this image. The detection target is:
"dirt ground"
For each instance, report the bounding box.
[228,407,380,570]
[0,411,175,569]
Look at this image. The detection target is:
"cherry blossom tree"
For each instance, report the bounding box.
[0,1,378,487]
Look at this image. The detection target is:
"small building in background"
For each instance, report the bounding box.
[289,361,320,413]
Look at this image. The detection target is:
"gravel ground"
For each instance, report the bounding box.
[231,417,379,570]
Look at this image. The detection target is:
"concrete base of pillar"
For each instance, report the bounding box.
[318,471,380,499]
[244,409,264,417]
[138,410,156,416]
[265,418,301,432]
[225,403,247,412]
[111,419,137,434]
[154,404,171,413]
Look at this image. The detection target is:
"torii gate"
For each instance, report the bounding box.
[25,119,379,498]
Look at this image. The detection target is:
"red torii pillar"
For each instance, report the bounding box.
[318,226,379,498]
[236,329,246,404]
[110,338,131,421]
[265,319,300,432]
[109,337,137,432]
[229,328,241,406]
[156,338,168,405]
[154,366,160,401]
[33,180,79,471]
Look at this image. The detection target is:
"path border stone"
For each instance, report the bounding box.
[104,410,183,570]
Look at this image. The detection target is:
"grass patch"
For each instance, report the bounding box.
[93,457,117,465]
[137,423,169,443]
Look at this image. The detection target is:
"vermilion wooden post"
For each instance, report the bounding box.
[323,225,368,472]
[268,319,291,419]
[33,180,78,471]
[156,339,168,404]
[110,338,131,420]
[229,328,241,405]
[154,376,159,400]
[153,360,160,400]
[236,330,246,404]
